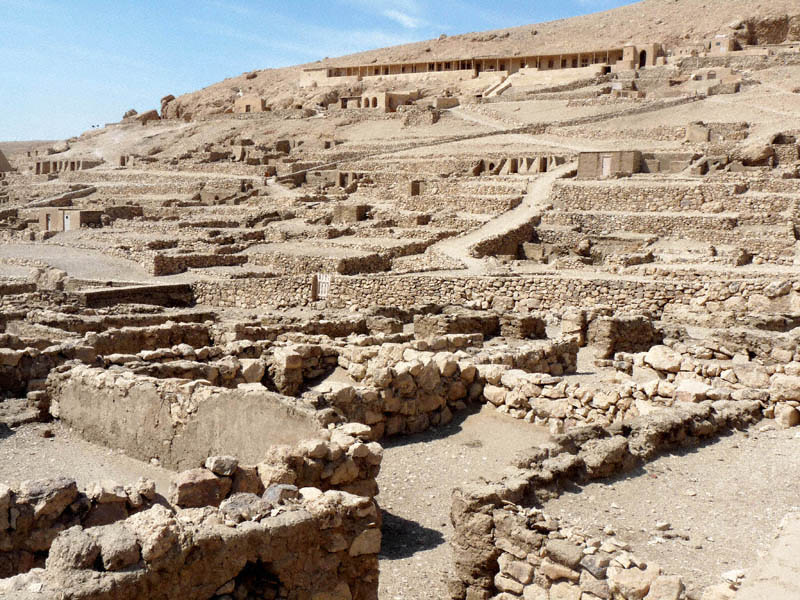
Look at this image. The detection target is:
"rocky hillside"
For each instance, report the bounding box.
[160,0,800,120]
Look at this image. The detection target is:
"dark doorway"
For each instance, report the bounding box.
[639,50,647,69]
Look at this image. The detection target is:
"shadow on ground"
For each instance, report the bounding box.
[380,402,483,450]
[380,511,446,560]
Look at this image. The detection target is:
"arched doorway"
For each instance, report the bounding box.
[639,50,647,69]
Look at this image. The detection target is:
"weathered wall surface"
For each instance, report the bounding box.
[192,273,796,317]
[48,367,320,470]
[0,491,380,600]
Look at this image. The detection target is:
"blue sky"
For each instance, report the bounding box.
[0,0,634,141]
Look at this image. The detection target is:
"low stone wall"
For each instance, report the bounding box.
[450,401,762,600]
[150,253,248,276]
[587,314,662,359]
[88,322,211,356]
[169,423,382,508]
[470,216,540,259]
[414,312,500,339]
[551,180,750,213]
[28,309,216,336]
[542,210,795,256]
[77,284,194,308]
[224,315,369,343]
[0,477,157,578]
[192,274,795,318]
[0,490,380,600]
[0,282,37,296]
[47,366,321,470]
[551,180,795,227]
[314,336,578,438]
[0,339,97,398]
[248,249,391,275]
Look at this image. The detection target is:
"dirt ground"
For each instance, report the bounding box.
[545,421,800,597]
[0,422,173,494]
[376,405,550,600]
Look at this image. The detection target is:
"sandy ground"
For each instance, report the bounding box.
[377,405,550,600]
[0,243,153,282]
[0,422,173,495]
[545,422,800,597]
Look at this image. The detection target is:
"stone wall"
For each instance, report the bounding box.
[88,322,211,356]
[169,423,382,509]
[150,253,248,276]
[314,335,578,437]
[449,401,762,600]
[77,284,194,309]
[0,477,157,579]
[0,491,380,600]
[192,273,796,318]
[470,216,540,258]
[247,249,391,275]
[47,366,321,470]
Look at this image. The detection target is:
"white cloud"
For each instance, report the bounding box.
[382,8,426,28]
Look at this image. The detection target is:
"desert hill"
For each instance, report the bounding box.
[163,0,800,119]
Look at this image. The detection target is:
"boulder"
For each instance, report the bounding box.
[770,374,800,402]
[205,456,239,477]
[675,379,711,403]
[775,404,800,428]
[645,575,684,600]
[608,564,661,600]
[168,469,231,508]
[644,346,682,373]
[96,522,141,571]
[46,526,100,571]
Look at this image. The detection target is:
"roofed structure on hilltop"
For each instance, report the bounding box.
[301,43,665,86]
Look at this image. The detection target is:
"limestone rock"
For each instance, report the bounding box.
[18,478,78,519]
[644,346,682,373]
[608,564,661,600]
[675,379,711,403]
[169,468,231,508]
[263,484,299,505]
[349,528,381,556]
[96,522,141,571]
[549,581,582,600]
[775,404,800,428]
[700,583,736,600]
[46,526,100,571]
[645,575,684,600]
[770,374,800,402]
[545,539,584,569]
[205,455,239,477]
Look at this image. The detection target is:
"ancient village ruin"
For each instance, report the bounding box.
[1,1,800,598]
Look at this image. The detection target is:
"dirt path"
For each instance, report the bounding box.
[377,405,550,600]
[431,162,575,273]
